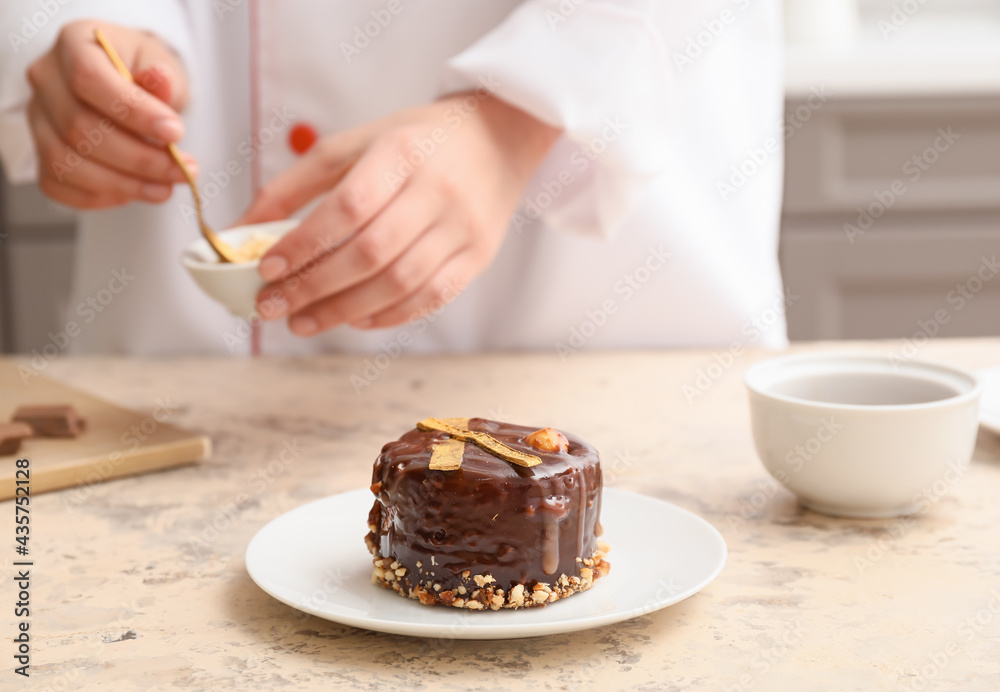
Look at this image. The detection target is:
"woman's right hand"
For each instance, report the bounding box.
[26,19,195,209]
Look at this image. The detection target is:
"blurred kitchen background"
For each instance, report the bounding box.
[1,0,998,352]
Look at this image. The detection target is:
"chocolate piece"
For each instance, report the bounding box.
[366,418,609,609]
[12,405,86,438]
[0,422,33,455]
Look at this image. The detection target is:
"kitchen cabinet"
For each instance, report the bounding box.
[780,0,1000,340]
[780,94,1000,340]
[0,178,76,353]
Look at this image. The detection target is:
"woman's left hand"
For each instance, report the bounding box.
[238,91,560,335]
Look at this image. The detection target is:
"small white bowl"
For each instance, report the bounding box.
[745,352,982,518]
[180,220,299,317]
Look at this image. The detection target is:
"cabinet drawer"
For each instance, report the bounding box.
[783,96,1000,214]
[780,216,1000,340]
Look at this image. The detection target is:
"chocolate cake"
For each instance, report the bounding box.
[365,417,610,610]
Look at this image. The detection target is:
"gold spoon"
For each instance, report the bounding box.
[93,29,238,263]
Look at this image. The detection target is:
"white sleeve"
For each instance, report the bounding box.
[0,0,195,183]
[444,0,672,239]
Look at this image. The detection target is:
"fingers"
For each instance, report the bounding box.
[237,130,365,225]
[132,62,187,113]
[284,222,466,336]
[24,21,195,210]
[256,178,440,319]
[254,132,414,283]
[52,23,185,143]
[30,99,173,206]
[356,252,476,330]
[30,56,190,185]
[37,174,128,210]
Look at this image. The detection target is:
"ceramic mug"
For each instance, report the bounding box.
[745,352,982,518]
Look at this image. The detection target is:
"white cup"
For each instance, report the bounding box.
[180,220,299,317]
[745,352,982,518]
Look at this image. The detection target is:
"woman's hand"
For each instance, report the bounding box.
[26,20,194,209]
[239,92,561,334]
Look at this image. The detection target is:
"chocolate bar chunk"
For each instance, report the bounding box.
[12,405,86,438]
[0,422,33,455]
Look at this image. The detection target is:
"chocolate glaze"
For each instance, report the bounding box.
[368,418,603,592]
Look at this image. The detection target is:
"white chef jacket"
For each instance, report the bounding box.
[0,0,788,356]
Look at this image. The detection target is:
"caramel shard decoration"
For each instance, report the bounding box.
[418,417,542,469]
[436,417,471,428]
[428,417,469,471]
[429,438,466,471]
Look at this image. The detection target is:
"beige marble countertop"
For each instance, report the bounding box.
[4,339,1000,691]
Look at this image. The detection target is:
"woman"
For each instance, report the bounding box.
[0,0,787,356]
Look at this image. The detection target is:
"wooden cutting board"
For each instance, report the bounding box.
[0,361,209,500]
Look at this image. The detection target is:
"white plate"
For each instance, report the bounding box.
[980,366,1000,435]
[246,487,727,639]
